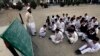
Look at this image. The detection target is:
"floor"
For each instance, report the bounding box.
[0,4,100,56]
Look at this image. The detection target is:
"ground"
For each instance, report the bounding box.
[0,4,100,56]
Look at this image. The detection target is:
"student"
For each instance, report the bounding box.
[51,22,57,32]
[65,17,71,29]
[64,13,68,23]
[75,17,81,31]
[84,13,90,21]
[80,20,88,33]
[39,25,47,38]
[49,28,64,44]
[77,20,88,40]
[88,17,98,29]
[58,18,65,33]
[65,25,78,44]
[51,15,55,23]
[62,13,66,21]
[26,8,36,36]
[75,37,100,55]
[86,28,97,40]
[68,16,76,26]
[46,16,51,29]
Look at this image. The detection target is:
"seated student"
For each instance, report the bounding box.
[65,25,78,44]
[62,13,66,21]
[88,17,95,29]
[58,19,65,33]
[49,29,64,44]
[83,13,91,22]
[80,20,88,33]
[51,15,55,23]
[39,25,47,38]
[50,22,57,32]
[64,13,68,23]
[65,17,71,29]
[92,18,99,27]
[77,20,88,40]
[46,16,51,29]
[75,17,81,31]
[68,16,76,26]
[88,17,98,29]
[75,37,100,55]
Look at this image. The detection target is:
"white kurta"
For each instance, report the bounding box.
[75,20,81,31]
[59,22,65,33]
[84,16,91,22]
[52,23,57,31]
[39,27,46,37]
[65,31,78,44]
[50,31,64,44]
[26,22,36,35]
[25,12,36,35]
[79,40,100,54]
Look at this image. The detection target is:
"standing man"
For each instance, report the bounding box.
[25,7,36,36]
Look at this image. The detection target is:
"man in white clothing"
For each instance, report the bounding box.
[49,29,64,44]
[75,37,100,55]
[26,8,36,36]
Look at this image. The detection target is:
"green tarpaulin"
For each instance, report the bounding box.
[1,19,34,56]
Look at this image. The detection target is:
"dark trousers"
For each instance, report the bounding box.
[4,41,19,56]
[7,45,19,56]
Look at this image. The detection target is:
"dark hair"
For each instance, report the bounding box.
[60,18,63,21]
[56,28,60,32]
[52,15,54,18]
[80,17,85,23]
[67,25,75,33]
[43,25,47,27]
[63,13,65,16]
[55,19,58,22]
[46,16,50,26]
[93,37,99,41]
[27,8,32,13]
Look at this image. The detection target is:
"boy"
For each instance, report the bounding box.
[75,37,100,55]
[65,25,78,44]
[39,25,47,38]
[49,29,64,44]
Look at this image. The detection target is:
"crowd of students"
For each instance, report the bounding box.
[25,7,100,55]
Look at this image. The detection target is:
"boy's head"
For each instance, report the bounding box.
[43,25,47,28]
[55,28,60,33]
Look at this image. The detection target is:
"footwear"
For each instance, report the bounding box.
[49,38,51,40]
[68,40,72,44]
[75,50,82,55]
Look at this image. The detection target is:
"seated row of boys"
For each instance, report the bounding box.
[39,13,100,55]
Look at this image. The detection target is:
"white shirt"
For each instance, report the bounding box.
[52,23,57,31]
[25,12,34,23]
[67,31,78,41]
[84,16,90,21]
[55,31,64,40]
[93,43,100,52]
[75,20,81,29]
[39,27,46,33]
[59,22,65,29]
